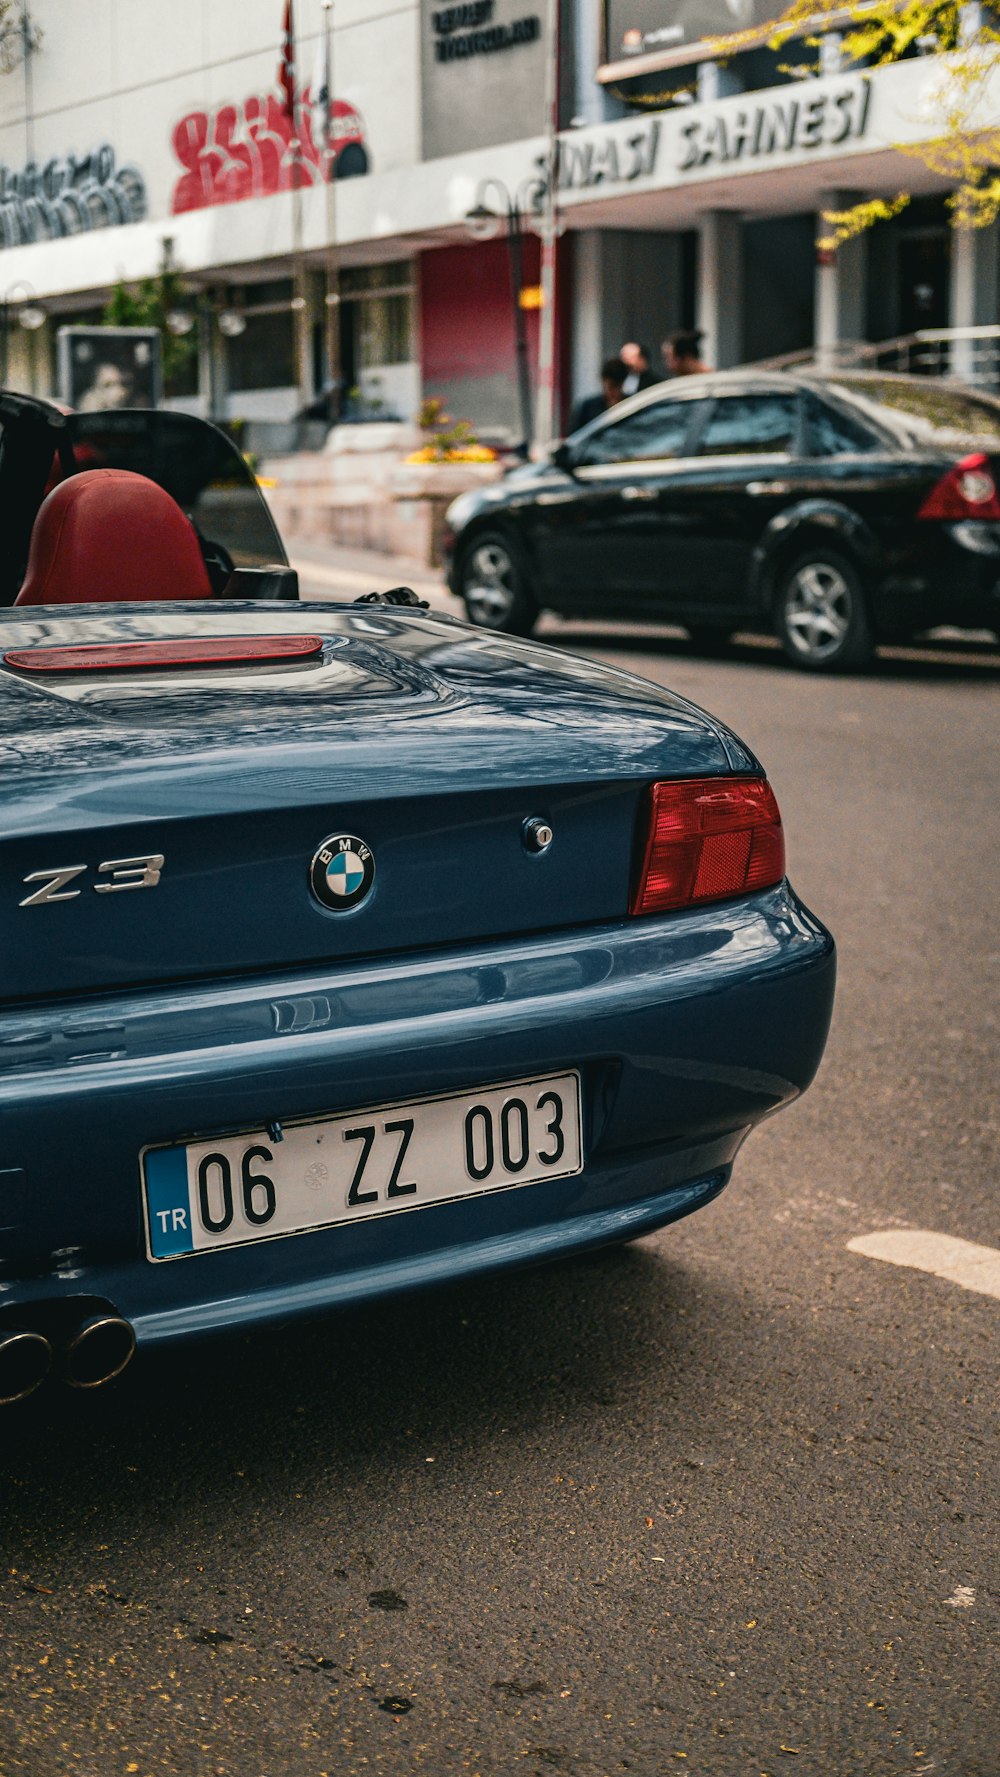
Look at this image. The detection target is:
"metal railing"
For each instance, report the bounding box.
[751,326,1000,386]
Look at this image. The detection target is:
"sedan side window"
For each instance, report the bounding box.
[804,394,880,457]
[580,400,695,467]
[696,394,799,457]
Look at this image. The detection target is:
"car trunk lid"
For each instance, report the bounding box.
[0,603,747,1002]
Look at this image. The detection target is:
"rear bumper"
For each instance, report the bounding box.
[0,885,834,1345]
[879,522,1000,634]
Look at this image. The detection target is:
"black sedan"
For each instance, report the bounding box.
[444,370,1000,670]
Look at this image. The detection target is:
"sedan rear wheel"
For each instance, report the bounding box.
[460,533,538,635]
[774,550,874,671]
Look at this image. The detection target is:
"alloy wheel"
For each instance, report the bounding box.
[463,541,516,626]
[783,561,853,661]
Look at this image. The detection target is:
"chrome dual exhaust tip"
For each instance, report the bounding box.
[64,1315,136,1390]
[0,1329,53,1405]
[0,1310,136,1401]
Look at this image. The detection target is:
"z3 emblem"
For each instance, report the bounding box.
[19,855,165,907]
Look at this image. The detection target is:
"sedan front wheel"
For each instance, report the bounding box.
[774,550,874,671]
[460,533,538,635]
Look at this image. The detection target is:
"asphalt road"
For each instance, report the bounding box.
[1,587,997,1777]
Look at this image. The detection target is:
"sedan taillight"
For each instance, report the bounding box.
[631,777,785,917]
[917,452,1000,520]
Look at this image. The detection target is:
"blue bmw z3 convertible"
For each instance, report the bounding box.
[0,395,835,1403]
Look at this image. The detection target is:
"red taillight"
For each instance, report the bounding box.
[631,777,785,917]
[917,452,1000,520]
[2,636,324,674]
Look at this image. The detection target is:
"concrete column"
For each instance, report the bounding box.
[572,0,622,123]
[201,292,226,421]
[949,225,999,383]
[696,61,742,103]
[697,211,743,369]
[814,193,867,369]
[818,32,843,76]
[570,231,605,408]
[294,268,325,405]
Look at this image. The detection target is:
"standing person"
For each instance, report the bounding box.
[662,330,710,377]
[569,356,628,433]
[620,342,658,395]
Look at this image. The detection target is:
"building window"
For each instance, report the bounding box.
[227,312,295,390]
[226,280,296,390]
[166,337,199,398]
[340,261,414,368]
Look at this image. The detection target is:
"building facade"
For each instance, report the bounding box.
[0,0,997,446]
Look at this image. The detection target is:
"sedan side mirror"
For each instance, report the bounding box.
[552,440,578,474]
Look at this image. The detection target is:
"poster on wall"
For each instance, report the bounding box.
[422,0,547,160]
[57,327,162,411]
[604,0,787,63]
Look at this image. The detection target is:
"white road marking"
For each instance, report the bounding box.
[945,1586,976,1608]
[847,1230,1000,1301]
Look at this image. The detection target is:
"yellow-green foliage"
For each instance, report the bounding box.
[681,2,1000,240]
[618,5,1000,237]
[818,193,912,249]
[765,1,966,62]
[761,2,1000,237]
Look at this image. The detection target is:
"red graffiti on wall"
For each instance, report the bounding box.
[170,87,368,214]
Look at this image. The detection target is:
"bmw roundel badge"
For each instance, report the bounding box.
[309,834,375,912]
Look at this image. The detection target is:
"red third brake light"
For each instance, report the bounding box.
[631,777,785,917]
[2,636,325,674]
[918,452,1000,521]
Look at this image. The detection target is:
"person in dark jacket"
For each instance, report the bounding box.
[570,356,628,433]
[662,330,710,377]
[620,342,659,395]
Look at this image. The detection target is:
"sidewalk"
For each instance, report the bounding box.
[288,539,460,617]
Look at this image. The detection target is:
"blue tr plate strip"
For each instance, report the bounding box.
[144,1146,194,1257]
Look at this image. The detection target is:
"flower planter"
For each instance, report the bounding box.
[259,433,502,565]
[389,460,502,566]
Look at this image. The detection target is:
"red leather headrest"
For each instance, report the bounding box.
[15,468,213,606]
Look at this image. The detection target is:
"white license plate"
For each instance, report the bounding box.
[142,1071,583,1261]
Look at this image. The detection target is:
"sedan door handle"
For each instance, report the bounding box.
[747,480,791,496]
[621,484,657,502]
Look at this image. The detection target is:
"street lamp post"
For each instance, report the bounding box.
[535,0,561,451]
[1,281,46,391]
[321,0,341,425]
[465,177,540,458]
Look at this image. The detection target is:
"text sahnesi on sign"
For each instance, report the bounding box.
[678,78,872,171]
